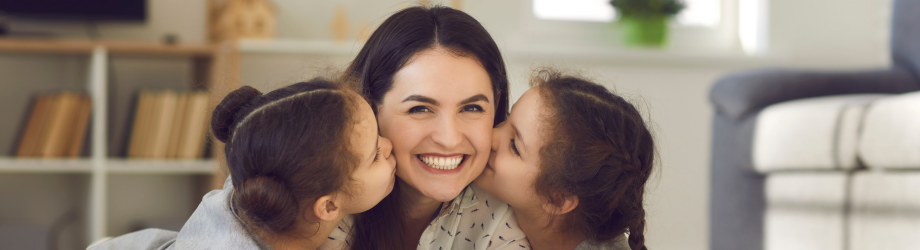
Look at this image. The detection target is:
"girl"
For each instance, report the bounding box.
[91,78,396,250]
[324,5,528,250]
[475,70,655,250]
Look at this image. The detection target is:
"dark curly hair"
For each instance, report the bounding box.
[210,79,363,235]
[531,70,656,250]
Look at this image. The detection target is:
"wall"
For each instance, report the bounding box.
[0,0,895,249]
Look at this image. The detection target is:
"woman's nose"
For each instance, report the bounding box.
[431,115,463,149]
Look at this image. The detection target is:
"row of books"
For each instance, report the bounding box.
[128,91,211,159]
[16,92,92,158]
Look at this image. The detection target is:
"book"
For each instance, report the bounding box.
[178,92,210,159]
[128,91,153,158]
[39,93,74,157]
[166,93,189,158]
[16,95,50,157]
[125,90,211,159]
[66,96,92,158]
[15,93,92,158]
[149,91,178,159]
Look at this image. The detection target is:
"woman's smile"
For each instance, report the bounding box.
[376,47,495,202]
[417,153,468,172]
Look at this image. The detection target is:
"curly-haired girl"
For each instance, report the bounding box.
[475,70,655,250]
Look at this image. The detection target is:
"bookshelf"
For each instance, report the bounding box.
[0,38,220,249]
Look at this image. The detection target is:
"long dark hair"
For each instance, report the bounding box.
[210,79,363,236]
[346,5,510,250]
[532,70,655,250]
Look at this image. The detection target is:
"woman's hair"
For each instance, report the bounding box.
[531,70,655,250]
[346,5,509,250]
[210,79,363,235]
[346,5,509,124]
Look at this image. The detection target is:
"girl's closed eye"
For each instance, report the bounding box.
[510,138,521,157]
[374,147,381,162]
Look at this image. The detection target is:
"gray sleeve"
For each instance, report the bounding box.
[88,228,178,250]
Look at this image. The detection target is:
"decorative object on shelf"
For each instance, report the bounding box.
[610,0,684,47]
[209,0,277,42]
[15,92,92,158]
[331,5,350,42]
[128,91,210,159]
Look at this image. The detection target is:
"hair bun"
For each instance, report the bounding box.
[233,175,299,233]
[211,86,262,143]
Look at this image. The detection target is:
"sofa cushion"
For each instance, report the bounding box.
[753,95,887,172]
[850,171,920,250]
[764,172,848,250]
[858,91,920,169]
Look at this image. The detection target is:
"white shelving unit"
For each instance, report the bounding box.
[0,39,219,247]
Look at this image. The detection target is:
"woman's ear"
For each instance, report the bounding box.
[312,194,341,222]
[541,193,579,215]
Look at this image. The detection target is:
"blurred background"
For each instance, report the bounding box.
[0,0,897,250]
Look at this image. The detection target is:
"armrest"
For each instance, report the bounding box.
[709,66,919,120]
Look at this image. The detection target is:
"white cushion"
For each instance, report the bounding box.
[753,94,887,172]
[764,173,848,250]
[849,171,920,250]
[858,91,920,169]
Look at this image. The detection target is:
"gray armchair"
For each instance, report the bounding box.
[708,0,920,249]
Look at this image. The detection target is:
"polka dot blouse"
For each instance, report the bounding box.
[319,184,531,250]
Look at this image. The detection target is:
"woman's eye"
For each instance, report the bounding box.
[408,106,431,114]
[462,105,484,113]
[510,139,521,156]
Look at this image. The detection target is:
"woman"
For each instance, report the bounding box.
[322,5,528,250]
[476,70,654,250]
[91,79,396,250]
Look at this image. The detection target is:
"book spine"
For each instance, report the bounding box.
[66,95,93,158]
[16,95,49,157]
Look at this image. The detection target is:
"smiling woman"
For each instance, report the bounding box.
[319,5,528,250]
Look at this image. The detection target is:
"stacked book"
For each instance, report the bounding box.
[128,90,210,159]
[16,92,93,158]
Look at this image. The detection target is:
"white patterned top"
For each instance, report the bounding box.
[320,184,531,250]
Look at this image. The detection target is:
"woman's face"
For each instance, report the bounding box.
[344,94,397,214]
[475,88,546,210]
[376,47,495,202]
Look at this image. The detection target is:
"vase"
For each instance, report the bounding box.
[618,15,669,47]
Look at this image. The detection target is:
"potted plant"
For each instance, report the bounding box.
[610,0,685,47]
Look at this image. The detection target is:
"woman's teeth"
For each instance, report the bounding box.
[419,155,464,170]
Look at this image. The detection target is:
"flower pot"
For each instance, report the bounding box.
[618,15,669,47]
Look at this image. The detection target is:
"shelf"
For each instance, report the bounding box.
[0,38,215,56]
[107,159,216,174]
[0,158,93,173]
[0,158,216,174]
[230,38,780,68]
[237,38,362,56]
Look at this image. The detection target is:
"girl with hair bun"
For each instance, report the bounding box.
[475,70,656,250]
[90,78,396,250]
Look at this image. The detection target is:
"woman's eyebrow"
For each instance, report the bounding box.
[459,94,489,105]
[402,95,438,105]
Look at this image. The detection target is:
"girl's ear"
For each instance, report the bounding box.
[312,194,341,222]
[541,193,579,215]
